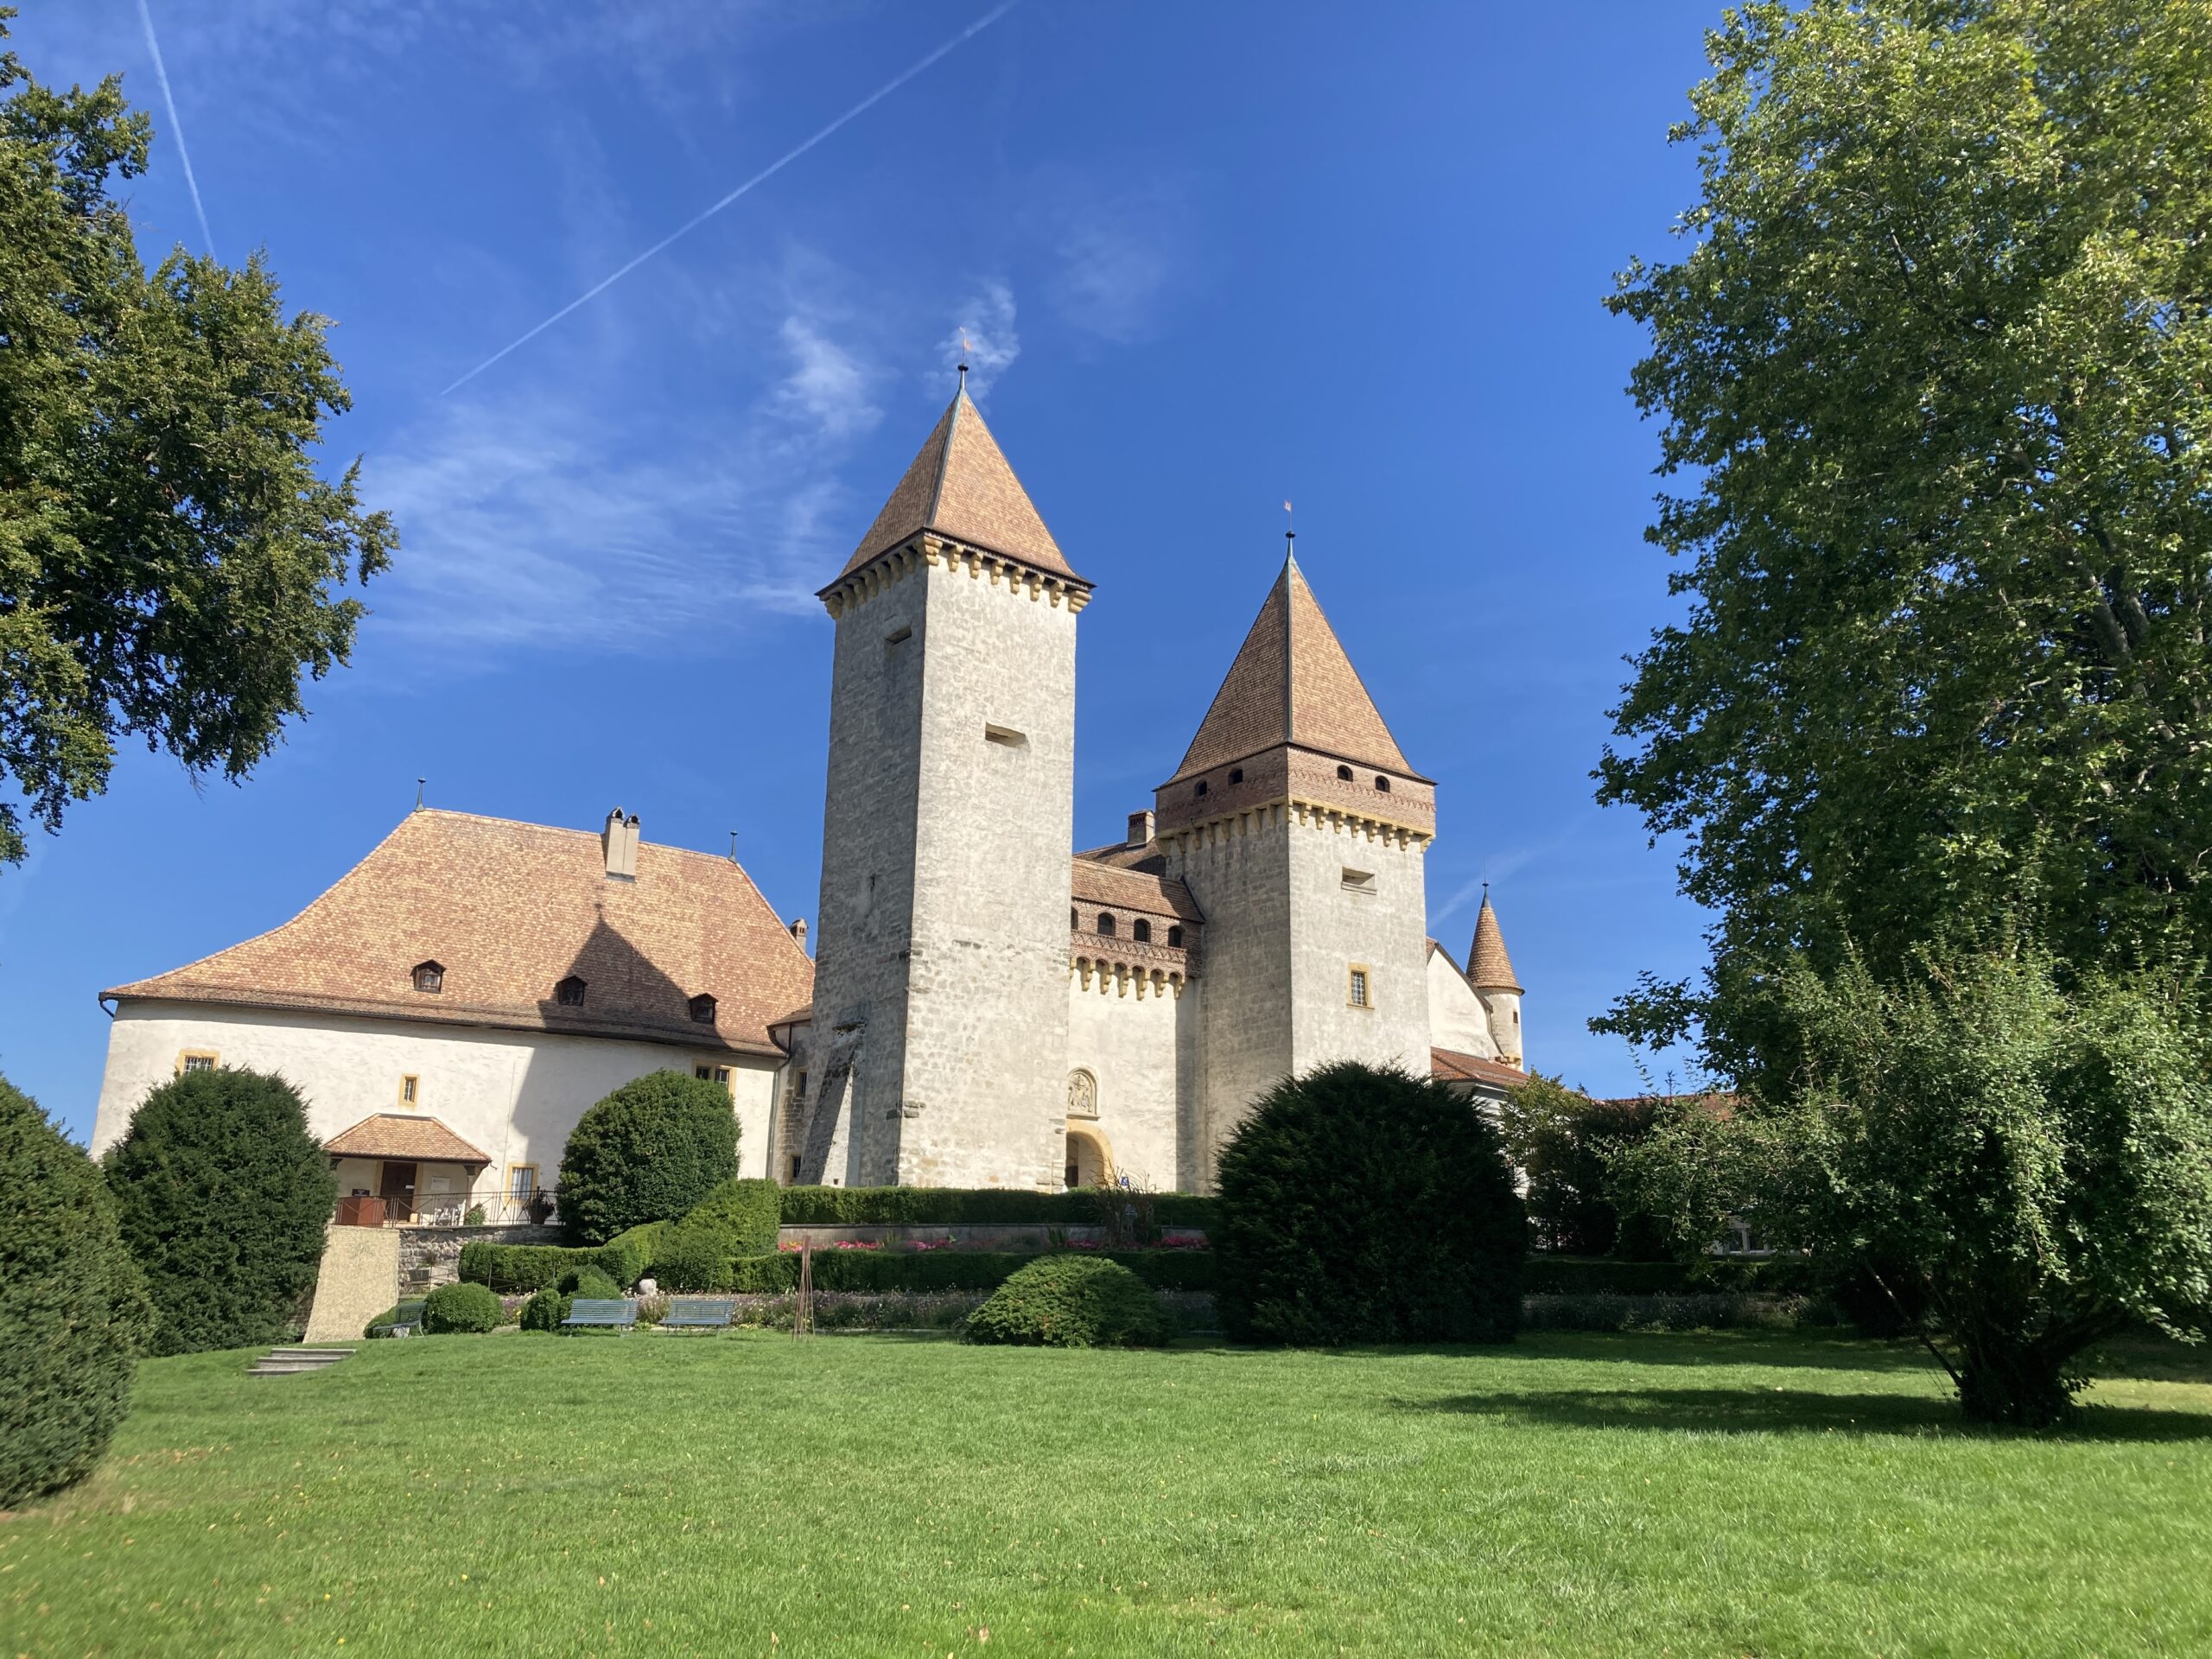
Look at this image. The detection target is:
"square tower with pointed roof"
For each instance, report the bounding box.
[796,387,1090,1188]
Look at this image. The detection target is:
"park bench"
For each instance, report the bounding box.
[562,1297,639,1333]
[386,1300,426,1338]
[658,1296,736,1332]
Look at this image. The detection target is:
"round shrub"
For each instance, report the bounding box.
[681,1177,782,1256]
[652,1224,734,1293]
[556,1266,622,1300]
[963,1255,1167,1348]
[1,1075,154,1508]
[422,1281,503,1334]
[101,1068,337,1356]
[519,1287,571,1332]
[556,1071,740,1243]
[1215,1060,1526,1345]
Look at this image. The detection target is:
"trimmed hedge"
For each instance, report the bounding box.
[557,1267,622,1300]
[422,1281,503,1334]
[605,1220,671,1275]
[654,1224,734,1293]
[557,1071,740,1244]
[727,1248,1215,1295]
[518,1288,571,1332]
[779,1185,1218,1230]
[686,1178,783,1255]
[1518,1255,1821,1297]
[965,1255,1168,1347]
[1,1075,153,1509]
[458,1237,644,1294]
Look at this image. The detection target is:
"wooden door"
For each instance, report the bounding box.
[378,1161,418,1224]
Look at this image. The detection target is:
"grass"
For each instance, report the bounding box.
[3,1329,2209,1657]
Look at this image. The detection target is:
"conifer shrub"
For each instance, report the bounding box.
[1,1075,154,1508]
[683,1177,782,1255]
[421,1281,502,1334]
[556,1266,622,1300]
[101,1068,336,1356]
[518,1287,571,1332]
[963,1255,1169,1347]
[556,1071,740,1243]
[604,1219,671,1275]
[1215,1060,1526,1345]
[653,1224,735,1293]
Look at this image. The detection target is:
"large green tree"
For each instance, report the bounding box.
[0,13,393,868]
[1599,0,2212,1084]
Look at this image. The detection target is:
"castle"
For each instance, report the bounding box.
[90,384,1525,1203]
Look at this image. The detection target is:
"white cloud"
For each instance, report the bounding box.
[940,283,1020,400]
[1043,176,1198,345]
[776,316,880,440]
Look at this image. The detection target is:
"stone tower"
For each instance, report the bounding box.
[1155,548,1434,1177]
[1466,892,1524,1065]
[798,385,1090,1188]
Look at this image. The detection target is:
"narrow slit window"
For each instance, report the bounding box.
[1342,868,1377,897]
[983,724,1027,747]
[884,624,912,644]
[399,1074,420,1107]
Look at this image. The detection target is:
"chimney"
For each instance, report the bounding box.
[789,917,809,951]
[1126,809,1154,849]
[601,807,639,880]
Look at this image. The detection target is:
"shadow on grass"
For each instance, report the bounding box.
[1170,1330,1940,1375]
[1405,1386,2212,1442]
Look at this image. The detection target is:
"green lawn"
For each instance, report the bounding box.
[3,1329,2209,1657]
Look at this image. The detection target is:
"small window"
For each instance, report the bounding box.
[411,960,445,995]
[1096,912,1117,938]
[789,1154,803,1182]
[1343,868,1377,897]
[688,993,717,1024]
[1348,967,1371,1008]
[1133,918,1153,944]
[884,624,912,644]
[983,723,1026,747]
[508,1165,537,1202]
[694,1064,734,1089]
[1166,925,1183,948]
[1194,779,1208,798]
[1336,764,1353,781]
[555,976,587,1007]
[1071,906,1078,928]
[1229,767,1243,785]
[177,1050,219,1075]
[399,1074,420,1106]
[1375,774,1391,791]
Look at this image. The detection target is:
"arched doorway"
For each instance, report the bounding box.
[1065,1126,1113,1190]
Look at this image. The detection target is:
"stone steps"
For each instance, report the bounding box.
[246,1347,354,1377]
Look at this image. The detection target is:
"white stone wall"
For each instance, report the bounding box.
[804,553,1077,1189]
[92,1001,784,1195]
[1283,814,1433,1081]
[1479,988,1525,1066]
[1427,950,1502,1060]
[1064,967,1189,1192]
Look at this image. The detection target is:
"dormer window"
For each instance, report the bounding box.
[688,993,717,1025]
[411,961,445,995]
[1375,775,1390,791]
[1336,764,1353,781]
[1194,779,1209,798]
[556,976,587,1007]
[1096,912,1117,938]
[1167,925,1184,948]
[1134,919,1153,944]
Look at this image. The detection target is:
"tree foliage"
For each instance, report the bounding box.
[1497,1074,1669,1257]
[1599,0,2212,1084]
[0,1073,151,1507]
[963,1255,1168,1348]
[101,1068,335,1356]
[0,14,394,867]
[1612,945,2212,1425]
[1214,1061,1524,1345]
[556,1070,740,1245]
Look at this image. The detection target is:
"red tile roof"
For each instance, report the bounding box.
[325,1114,492,1165]
[1070,855,1204,923]
[1467,895,1522,993]
[1431,1048,1528,1090]
[1166,553,1417,785]
[105,810,815,1057]
[833,388,1084,586]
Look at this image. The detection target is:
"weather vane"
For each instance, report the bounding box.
[1284,499,1295,556]
[957,331,972,392]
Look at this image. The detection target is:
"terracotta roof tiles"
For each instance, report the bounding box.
[325,1113,492,1165]
[1467,894,1522,993]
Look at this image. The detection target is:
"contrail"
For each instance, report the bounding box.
[136,0,214,257]
[442,0,1020,397]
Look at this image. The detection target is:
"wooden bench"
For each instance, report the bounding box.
[561,1297,639,1333]
[658,1296,736,1332]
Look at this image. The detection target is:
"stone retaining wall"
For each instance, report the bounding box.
[396,1222,563,1290]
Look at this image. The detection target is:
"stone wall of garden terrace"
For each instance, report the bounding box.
[398,1222,562,1291]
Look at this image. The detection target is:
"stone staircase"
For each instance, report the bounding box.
[247,1346,353,1377]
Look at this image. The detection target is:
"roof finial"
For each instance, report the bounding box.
[957,331,972,396]
[415,777,426,811]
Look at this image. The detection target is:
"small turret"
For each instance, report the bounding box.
[1466,890,1523,1065]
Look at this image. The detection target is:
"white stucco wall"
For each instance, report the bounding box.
[92,1001,785,1198]
[1427,949,1502,1060]
[1064,965,1187,1192]
[1284,814,1432,1082]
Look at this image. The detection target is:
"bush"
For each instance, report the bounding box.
[556,1267,622,1300]
[1215,1060,1525,1345]
[722,1248,1217,1296]
[518,1288,571,1332]
[101,1068,336,1356]
[556,1071,740,1244]
[605,1219,671,1275]
[458,1239,641,1294]
[1498,1076,1670,1257]
[0,1075,153,1508]
[964,1255,1168,1347]
[422,1281,502,1334]
[683,1177,782,1255]
[655,1224,735,1293]
[778,1185,1217,1230]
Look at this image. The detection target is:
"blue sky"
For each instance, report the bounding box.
[3,1,1720,1142]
